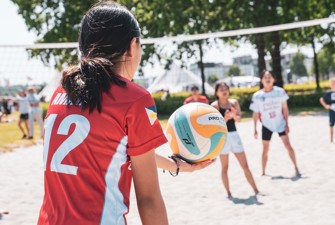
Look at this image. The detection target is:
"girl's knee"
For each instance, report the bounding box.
[262,148,269,154]
[239,163,250,173]
[284,142,293,150]
[221,166,229,173]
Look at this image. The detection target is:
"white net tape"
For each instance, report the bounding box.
[0,17,334,49]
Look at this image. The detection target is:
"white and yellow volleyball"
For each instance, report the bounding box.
[166,102,228,163]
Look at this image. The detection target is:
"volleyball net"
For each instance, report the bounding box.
[0,17,334,96]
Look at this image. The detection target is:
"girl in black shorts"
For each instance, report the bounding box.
[249,70,300,177]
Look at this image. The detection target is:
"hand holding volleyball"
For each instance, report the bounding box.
[166,103,228,163]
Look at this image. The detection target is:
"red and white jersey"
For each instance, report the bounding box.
[249,86,289,132]
[38,77,167,225]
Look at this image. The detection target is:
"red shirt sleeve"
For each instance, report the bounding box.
[184,96,192,104]
[125,93,167,156]
[199,96,209,104]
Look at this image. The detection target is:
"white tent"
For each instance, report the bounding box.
[147,64,215,95]
[38,71,61,102]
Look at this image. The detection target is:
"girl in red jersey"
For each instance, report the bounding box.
[38,2,210,225]
[211,82,259,198]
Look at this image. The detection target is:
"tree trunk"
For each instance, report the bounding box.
[197,41,206,95]
[270,31,283,87]
[256,33,266,76]
[311,38,320,90]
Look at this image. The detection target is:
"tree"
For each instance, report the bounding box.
[125,0,223,95]
[12,0,335,91]
[207,74,218,84]
[314,48,335,79]
[11,0,94,68]
[216,0,335,88]
[215,0,296,87]
[12,0,225,95]
[284,0,335,89]
[227,64,242,76]
[289,52,308,77]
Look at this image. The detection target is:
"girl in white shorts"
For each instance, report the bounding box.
[212,82,259,198]
[221,131,244,154]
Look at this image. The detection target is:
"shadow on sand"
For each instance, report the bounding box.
[270,173,307,182]
[0,211,9,220]
[228,195,263,205]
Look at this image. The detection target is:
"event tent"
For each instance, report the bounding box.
[147,64,215,95]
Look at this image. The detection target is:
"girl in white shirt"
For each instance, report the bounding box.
[13,90,30,138]
[249,70,300,177]
[27,87,44,139]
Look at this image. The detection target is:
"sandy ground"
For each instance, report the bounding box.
[1,115,335,225]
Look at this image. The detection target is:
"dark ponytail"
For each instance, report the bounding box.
[61,1,140,113]
[62,57,126,113]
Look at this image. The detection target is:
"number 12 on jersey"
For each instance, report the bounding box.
[43,114,90,175]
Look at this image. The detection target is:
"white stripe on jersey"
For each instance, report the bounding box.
[100,136,128,225]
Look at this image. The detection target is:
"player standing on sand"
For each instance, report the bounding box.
[320,77,335,143]
[249,70,300,177]
[212,82,259,198]
[37,2,210,225]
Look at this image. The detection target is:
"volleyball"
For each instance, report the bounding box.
[165,102,228,163]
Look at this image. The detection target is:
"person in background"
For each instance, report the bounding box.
[26,87,44,139]
[320,77,335,143]
[0,97,12,123]
[37,2,211,225]
[249,70,300,177]
[161,89,170,101]
[212,82,259,198]
[10,90,30,138]
[183,85,209,104]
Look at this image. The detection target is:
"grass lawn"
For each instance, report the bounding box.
[0,112,42,153]
[0,107,326,153]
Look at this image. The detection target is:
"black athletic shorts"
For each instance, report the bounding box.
[262,126,286,141]
[20,113,29,120]
[329,110,335,127]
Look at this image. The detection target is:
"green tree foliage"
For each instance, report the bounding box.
[11,0,335,91]
[207,74,218,84]
[11,0,224,95]
[215,0,297,87]
[289,52,308,77]
[314,48,335,79]
[227,64,242,76]
[11,0,94,68]
[216,0,335,88]
[123,0,223,95]
[284,0,335,89]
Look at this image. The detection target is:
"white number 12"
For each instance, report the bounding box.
[43,114,90,175]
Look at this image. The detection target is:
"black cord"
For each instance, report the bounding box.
[163,155,180,177]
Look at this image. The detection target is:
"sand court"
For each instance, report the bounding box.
[1,115,335,225]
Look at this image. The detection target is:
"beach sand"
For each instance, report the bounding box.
[1,115,335,225]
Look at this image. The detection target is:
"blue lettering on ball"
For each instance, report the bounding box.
[174,110,201,155]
